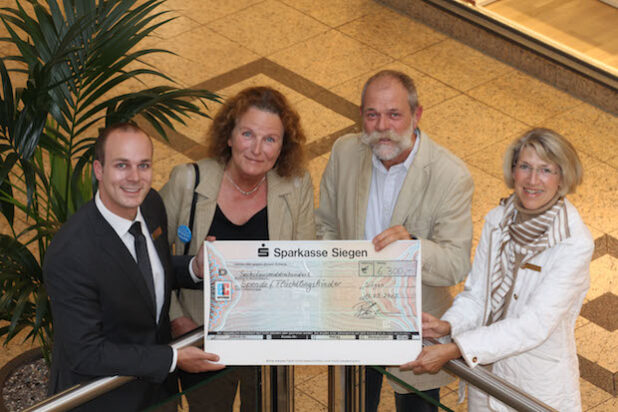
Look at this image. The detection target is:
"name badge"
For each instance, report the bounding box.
[521,262,541,272]
[151,226,162,241]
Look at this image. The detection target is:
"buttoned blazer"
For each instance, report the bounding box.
[44,189,194,411]
[315,131,474,390]
[160,157,316,323]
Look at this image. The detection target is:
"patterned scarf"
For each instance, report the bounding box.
[489,194,570,323]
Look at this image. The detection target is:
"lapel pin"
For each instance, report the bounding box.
[177,225,192,244]
[151,226,162,241]
[521,262,542,272]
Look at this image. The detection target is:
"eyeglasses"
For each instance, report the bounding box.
[515,163,559,178]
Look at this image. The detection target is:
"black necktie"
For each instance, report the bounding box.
[129,221,156,306]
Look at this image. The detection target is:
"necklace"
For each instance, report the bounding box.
[224,172,266,196]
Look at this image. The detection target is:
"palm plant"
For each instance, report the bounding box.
[0,0,220,362]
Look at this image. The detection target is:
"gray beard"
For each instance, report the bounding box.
[360,127,415,161]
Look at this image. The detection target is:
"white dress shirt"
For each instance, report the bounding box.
[364,130,420,241]
[95,191,178,371]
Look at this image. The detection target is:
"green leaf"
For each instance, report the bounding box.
[9,290,31,339]
[0,14,39,65]
[0,176,14,227]
[70,136,96,157]
[0,234,42,277]
[38,130,66,156]
[47,0,67,37]
[0,284,15,312]
[49,151,69,220]
[70,146,93,213]
[0,234,42,341]
[78,58,175,111]
[0,152,19,183]
[0,58,15,133]
[19,157,37,211]
[0,0,222,359]
[33,287,49,334]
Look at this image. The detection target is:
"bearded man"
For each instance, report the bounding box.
[316,70,474,412]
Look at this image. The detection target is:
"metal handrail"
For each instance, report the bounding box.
[424,338,557,412]
[26,332,558,411]
[24,329,205,412]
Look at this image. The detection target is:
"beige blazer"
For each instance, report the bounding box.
[160,158,316,323]
[316,131,474,391]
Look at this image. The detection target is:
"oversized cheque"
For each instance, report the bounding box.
[204,240,422,364]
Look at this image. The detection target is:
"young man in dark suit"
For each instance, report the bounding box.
[44,123,224,411]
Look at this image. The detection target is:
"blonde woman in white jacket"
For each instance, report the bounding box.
[402,128,593,411]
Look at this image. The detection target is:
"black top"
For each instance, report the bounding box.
[208,204,269,240]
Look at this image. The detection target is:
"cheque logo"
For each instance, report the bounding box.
[215,281,231,301]
[258,243,269,257]
[359,262,374,277]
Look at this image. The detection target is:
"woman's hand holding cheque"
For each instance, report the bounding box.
[400,313,461,374]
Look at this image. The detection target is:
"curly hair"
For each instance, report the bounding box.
[206,86,307,177]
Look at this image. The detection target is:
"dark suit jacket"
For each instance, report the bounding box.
[44,189,196,411]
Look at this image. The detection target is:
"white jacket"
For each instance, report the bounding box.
[442,198,593,411]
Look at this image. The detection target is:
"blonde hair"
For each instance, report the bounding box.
[503,128,583,196]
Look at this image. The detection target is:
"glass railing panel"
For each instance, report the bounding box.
[145,366,262,412]
[26,334,556,411]
[368,366,456,412]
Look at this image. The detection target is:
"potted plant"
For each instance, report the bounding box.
[0,1,219,406]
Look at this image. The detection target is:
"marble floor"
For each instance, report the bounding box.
[1,0,617,411]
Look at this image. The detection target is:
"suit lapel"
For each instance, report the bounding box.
[90,203,157,318]
[390,132,431,226]
[141,201,168,309]
[267,171,293,240]
[192,162,221,250]
[356,145,373,239]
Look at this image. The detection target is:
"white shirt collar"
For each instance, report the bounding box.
[95,191,145,238]
[371,128,420,173]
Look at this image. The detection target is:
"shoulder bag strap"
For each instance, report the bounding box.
[183,162,200,255]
